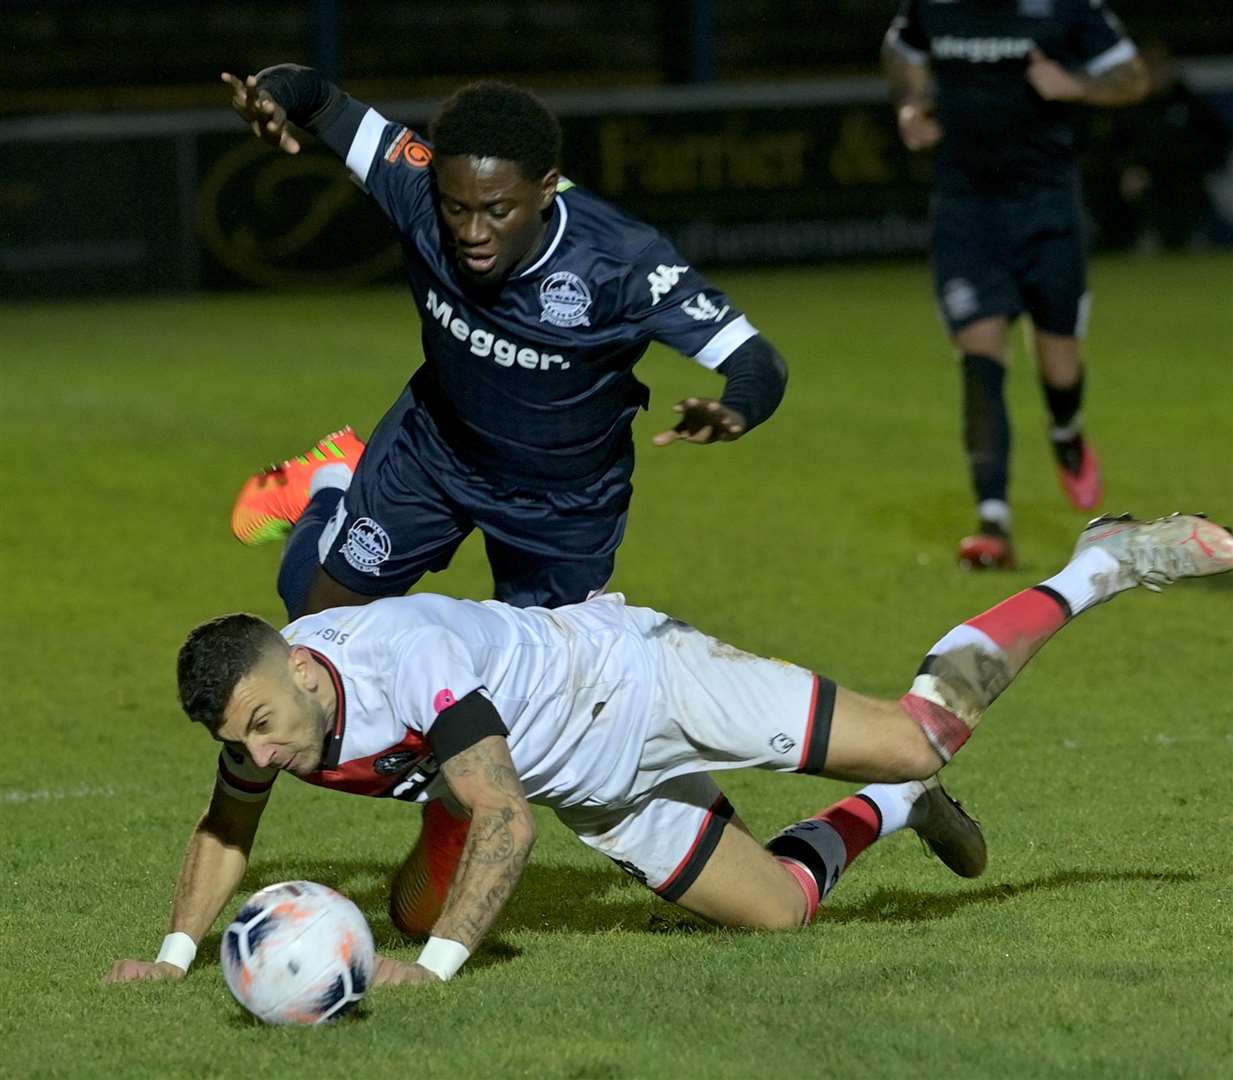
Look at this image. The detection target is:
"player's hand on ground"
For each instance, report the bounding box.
[896,101,942,151]
[220,72,302,154]
[653,398,746,446]
[1025,49,1085,102]
[103,959,186,984]
[373,954,441,987]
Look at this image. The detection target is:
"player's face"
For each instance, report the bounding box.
[215,650,332,777]
[434,154,559,286]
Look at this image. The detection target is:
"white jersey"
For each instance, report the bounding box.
[220,593,661,810]
[217,592,825,813]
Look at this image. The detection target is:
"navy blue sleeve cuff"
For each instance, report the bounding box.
[717,335,789,431]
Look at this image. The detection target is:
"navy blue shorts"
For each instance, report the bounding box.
[930,182,1090,338]
[317,384,633,609]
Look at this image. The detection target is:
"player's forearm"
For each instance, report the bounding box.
[166,812,256,942]
[1079,57,1149,107]
[717,336,788,432]
[431,800,536,952]
[882,44,932,109]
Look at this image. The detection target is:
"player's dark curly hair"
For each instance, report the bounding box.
[430,81,562,180]
[177,613,288,734]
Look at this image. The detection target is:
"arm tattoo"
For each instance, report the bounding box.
[434,738,535,953]
[467,808,516,864]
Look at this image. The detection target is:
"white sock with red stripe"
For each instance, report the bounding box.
[899,549,1119,762]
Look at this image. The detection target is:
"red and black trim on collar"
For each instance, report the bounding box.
[307,648,348,770]
[299,727,433,799]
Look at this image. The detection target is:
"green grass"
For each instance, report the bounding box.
[2,253,1231,1078]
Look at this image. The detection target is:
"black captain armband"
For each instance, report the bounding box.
[254,64,369,159]
[425,690,509,764]
[716,335,789,432]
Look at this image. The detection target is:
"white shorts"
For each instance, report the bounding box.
[555,611,838,898]
[555,773,734,899]
[621,610,835,800]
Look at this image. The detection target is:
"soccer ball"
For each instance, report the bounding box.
[222,880,375,1025]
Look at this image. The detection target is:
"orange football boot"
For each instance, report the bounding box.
[389,799,472,936]
[230,426,365,545]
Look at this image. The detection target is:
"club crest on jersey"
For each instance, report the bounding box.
[647,264,689,305]
[342,518,391,575]
[373,750,425,776]
[1018,0,1052,15]
[538,271,592,328]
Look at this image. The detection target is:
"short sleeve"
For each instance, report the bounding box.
[343,109,437,236]
[885,0,929,63]
[390,627,489,742]
[216,743,277,803]
[1070,0,1137,74]
[620,234,757,370]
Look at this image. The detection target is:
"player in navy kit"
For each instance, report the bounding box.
[223,69,788,615]
[883,0,1148,568]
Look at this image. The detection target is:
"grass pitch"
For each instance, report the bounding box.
[2,254,1231,1079]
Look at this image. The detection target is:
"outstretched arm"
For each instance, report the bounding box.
[220,65,369,159]
[104,785,267,983]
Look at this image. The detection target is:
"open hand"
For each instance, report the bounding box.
[373,954,442,987]
[653,398,747,446]
[220,72,302,153]
[103,959,186,984]
[1025,48,1085,102]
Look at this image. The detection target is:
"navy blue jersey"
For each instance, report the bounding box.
[886,0,1136,195]
[339,109,758,489]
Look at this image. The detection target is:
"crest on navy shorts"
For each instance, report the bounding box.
[342,518,391,575]
[538,271,592,328]
[1018,0,1052,16]
[942,278,979,322]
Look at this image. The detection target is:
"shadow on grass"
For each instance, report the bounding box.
[822,867,1200,925]
[195,857,658,970]
[194,860,1198,970]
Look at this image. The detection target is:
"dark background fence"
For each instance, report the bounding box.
[2,1,1231,297]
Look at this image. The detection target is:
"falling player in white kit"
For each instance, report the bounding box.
[105,514,1233,986]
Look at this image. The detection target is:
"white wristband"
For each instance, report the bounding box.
[156,932,198,973]
[416,936,469,981]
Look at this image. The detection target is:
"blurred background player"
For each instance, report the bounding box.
[221,66,789,900]
[104,512,1233,985]
[883,0,1148,569]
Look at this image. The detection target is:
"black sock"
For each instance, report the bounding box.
[1042,369,1085,474]
[962,354,1010,512]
